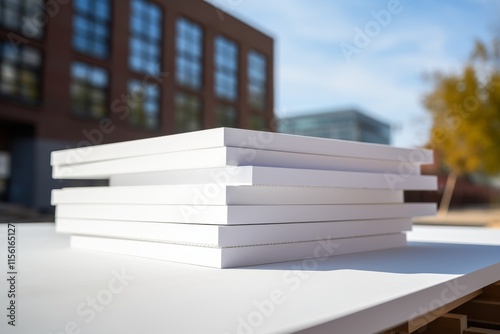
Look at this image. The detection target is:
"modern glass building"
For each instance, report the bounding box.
[278,109,391,145]
[0,0,274,211]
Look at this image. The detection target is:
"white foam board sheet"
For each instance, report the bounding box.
[70,233,407,268]
[56,217,412,247]
[108,166,437,190]
[51,186,404,205]
[55,203,437,225]
[51,127,433,166]
[52,146,422,179]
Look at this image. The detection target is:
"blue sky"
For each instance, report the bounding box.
[207,0,499,147]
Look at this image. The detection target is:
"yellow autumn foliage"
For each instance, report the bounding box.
[424,39,500,176]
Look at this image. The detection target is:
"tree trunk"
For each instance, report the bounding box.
[438,172,458,216]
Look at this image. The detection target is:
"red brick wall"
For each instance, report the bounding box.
[0,0,275,144]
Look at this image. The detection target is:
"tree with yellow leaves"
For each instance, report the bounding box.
[424,39,500,214]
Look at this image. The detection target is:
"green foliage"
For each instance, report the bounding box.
[424,39,500,176]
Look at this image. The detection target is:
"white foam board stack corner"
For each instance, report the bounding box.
[51,127,437,268]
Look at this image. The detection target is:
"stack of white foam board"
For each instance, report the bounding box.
[51,127,437,268]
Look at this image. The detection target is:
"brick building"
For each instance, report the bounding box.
[0,0,274,212]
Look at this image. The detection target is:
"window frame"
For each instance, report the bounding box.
[0,39,43,106]
[214,34,239,102]
[0,0,45,39]
[128,0,163,76]
[247,49,268,111]
[69,60,110,120]
[174,90,203,133]
[126,78,161,130]
[175,16,204,91]
[72,0,112,59]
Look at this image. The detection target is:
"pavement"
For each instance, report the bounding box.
[414,205,500,228]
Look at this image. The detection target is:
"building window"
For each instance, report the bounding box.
[129,0,162,75]
[216,104,237,127]
[127,79,160,129]
[249,114,266,130]
[214,35,238,101]
[0,40,42,104]
[70,61,108,119]
[247,50,267,110]
[0,0,43,39]
[176,17,203,90]
[73,0,111,59]
[175,92,201,133]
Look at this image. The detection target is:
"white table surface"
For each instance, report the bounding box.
[1,223,500,334]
